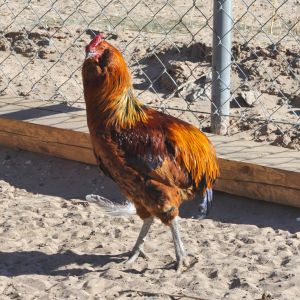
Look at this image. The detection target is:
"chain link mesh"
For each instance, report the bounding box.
[0,0,299,149]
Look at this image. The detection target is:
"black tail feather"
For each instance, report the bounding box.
[197,188,213,219]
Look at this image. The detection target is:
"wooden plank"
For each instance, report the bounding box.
[0,97,300,208]
[0,117,91,148]
[218,158,300,191]
[215,178,300,208]
[215,157,300,207]
[0,122,96,165]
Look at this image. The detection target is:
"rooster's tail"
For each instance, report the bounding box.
[85,194,136,216]
[197,188,213,219]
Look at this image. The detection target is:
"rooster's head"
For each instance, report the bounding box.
[82,33,131,93]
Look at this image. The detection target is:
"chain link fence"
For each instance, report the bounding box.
[0,0,299,150]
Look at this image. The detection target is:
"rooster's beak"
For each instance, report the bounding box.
[85,51,97,59]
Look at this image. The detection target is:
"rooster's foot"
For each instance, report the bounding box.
[176,254,198,274]
[125,248,149,264]
[176,255,190,274]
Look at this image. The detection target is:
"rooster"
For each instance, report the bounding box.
[82,34,219,272]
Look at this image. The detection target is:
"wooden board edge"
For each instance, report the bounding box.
[215,178,300,208]
[0,129,96,166]
[0,117,299,208]
[218,158,300,191]
[0,117,91,148]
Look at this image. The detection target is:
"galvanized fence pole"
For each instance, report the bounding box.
[211,0,232,135]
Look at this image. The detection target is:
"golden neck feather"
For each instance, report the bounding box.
[102,88,148,128]
[83,52,148,130]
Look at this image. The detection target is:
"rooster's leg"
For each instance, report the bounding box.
[126,217,154,264]
[170,216,189,272]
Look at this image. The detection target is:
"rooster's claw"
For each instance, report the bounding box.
[176,253,198,274]
[125,248,149,264]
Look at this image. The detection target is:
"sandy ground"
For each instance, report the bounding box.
[0,145,300,300]
[0,2,300,299]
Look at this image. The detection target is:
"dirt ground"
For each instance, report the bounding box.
[0,146,300,300]
[0,0,299,149]
[0,3,300,298]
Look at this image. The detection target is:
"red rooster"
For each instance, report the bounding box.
[82,34,219,272]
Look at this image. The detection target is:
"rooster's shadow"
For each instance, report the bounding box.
[0,250,126,277]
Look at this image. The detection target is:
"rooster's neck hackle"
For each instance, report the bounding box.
[101,87,148,129]
[84,53,148,131]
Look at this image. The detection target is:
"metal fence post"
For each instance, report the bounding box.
[211,0,232,135]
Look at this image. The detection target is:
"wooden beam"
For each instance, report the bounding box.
[215,158,300,207]
[0,97,300,208]
[0,122,95,166]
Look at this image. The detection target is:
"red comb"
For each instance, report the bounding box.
[89,33,105,50]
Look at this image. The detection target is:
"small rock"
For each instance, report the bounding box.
[240,83,250,91]
[282,134,292,145]
[292,95,300,108]
[262,123,278,135]
[240,237,255,244]
[229,277,241,289]
[240,91,258,106]
[277,98,286,105]
[281,256,291,266]
[261,291,272,299]
[0,39,10,51]
[181,82,204,102]
[278,243,287,251]
[38,50,49,59]
[37,37,51,47]
[114,228,122,238]
[208,270,218,279]
[82,220,93,226]
[293,59,300,68]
